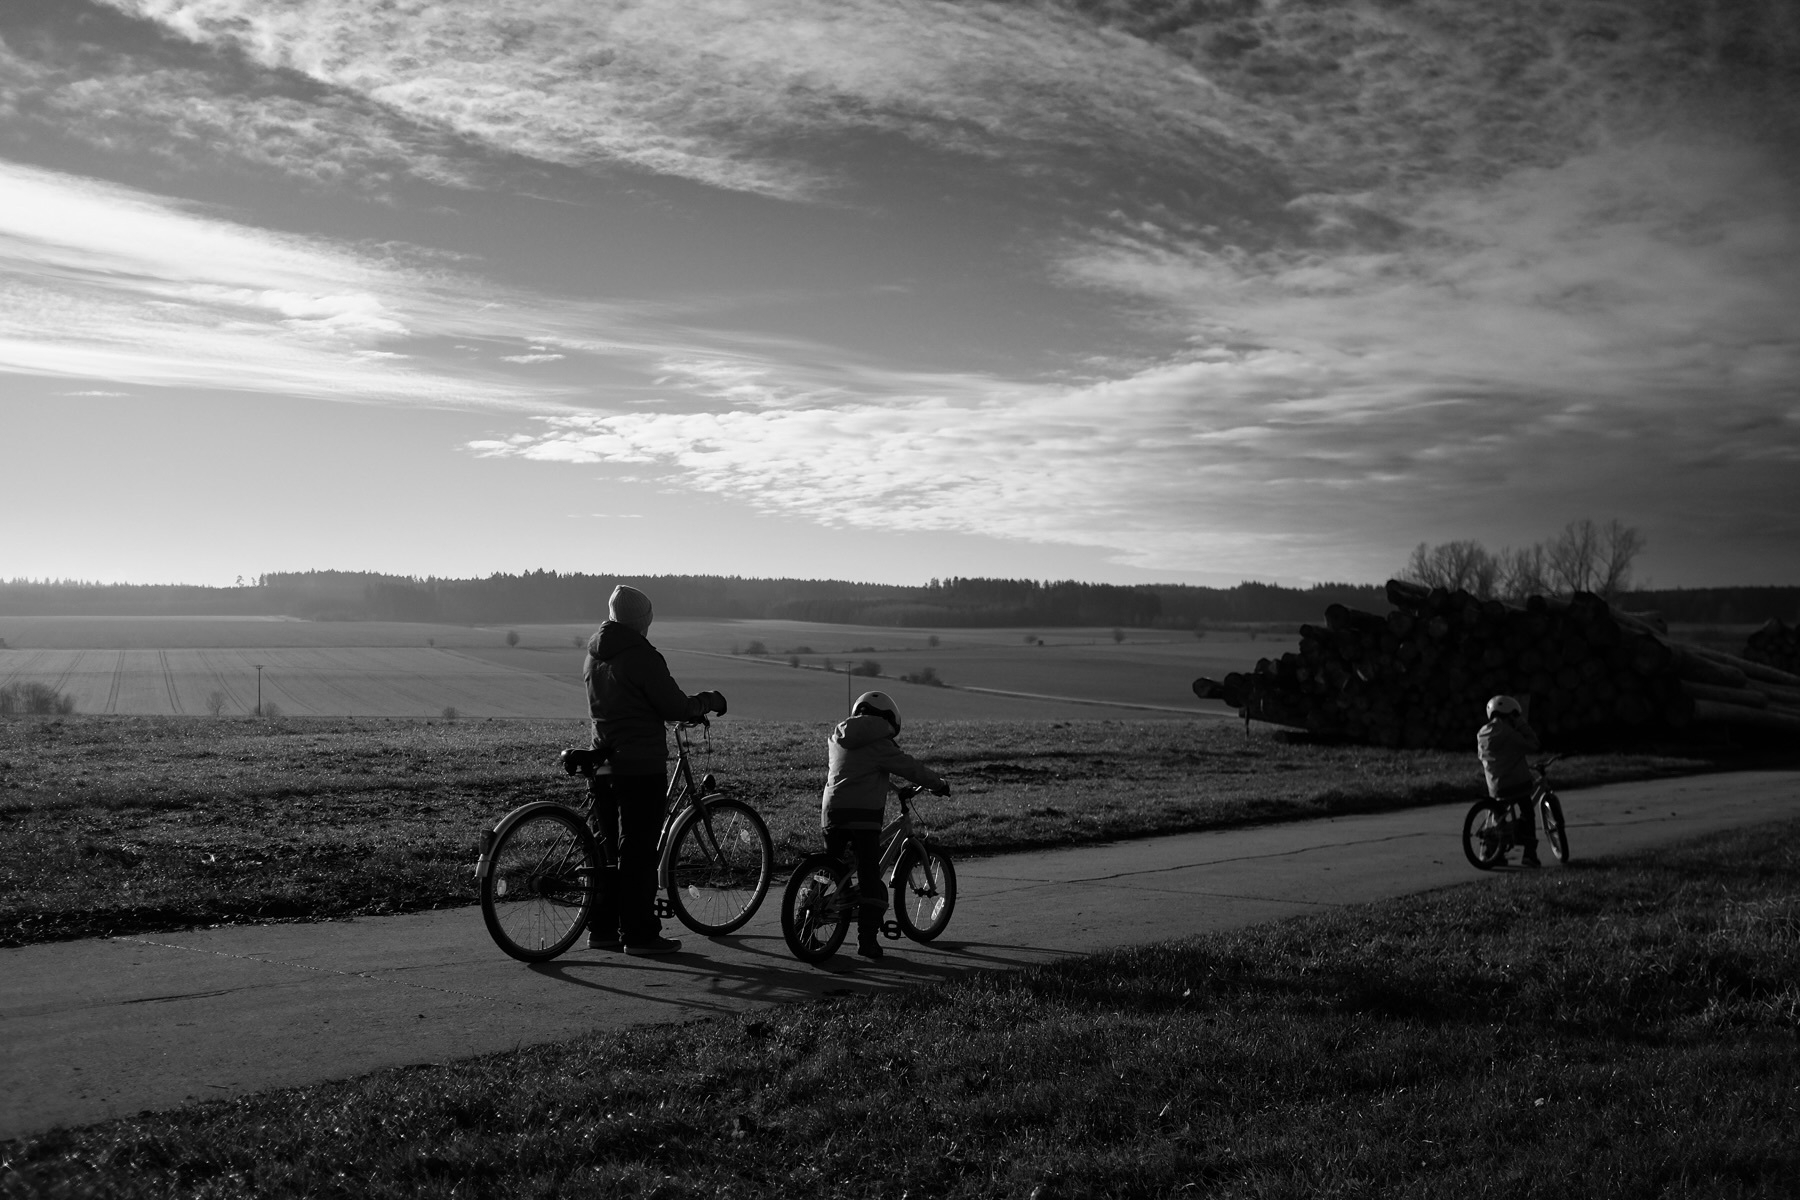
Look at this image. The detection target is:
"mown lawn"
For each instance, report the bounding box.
[5,816,1796,1198]
[0,713,1755,945]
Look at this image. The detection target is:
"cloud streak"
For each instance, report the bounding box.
[5,1,1797,584]
[0,160,563,402]
[473,127,1800,580]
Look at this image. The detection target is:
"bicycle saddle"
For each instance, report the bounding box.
[558,747,612,777]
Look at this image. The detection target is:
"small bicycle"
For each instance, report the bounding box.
[476,719,773,962]
[1462,754,1570,870]
[780,784,957,964]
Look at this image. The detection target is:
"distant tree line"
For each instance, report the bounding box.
[3,565,1793,627]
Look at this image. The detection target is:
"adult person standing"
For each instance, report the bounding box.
[583,584,727,955]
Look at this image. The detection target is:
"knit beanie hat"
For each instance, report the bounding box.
[608,584,653,633]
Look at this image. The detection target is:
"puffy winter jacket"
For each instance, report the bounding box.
[1477,716,1540,800]
[583,622,711,775]
[820,713,947,833]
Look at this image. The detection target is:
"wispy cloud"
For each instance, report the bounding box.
[472,130,1800,580]
[0,161,554,401]
[94,0,1278,204]
[0,158,809,407]
[9,1,1798,584]
[0,34,482,195]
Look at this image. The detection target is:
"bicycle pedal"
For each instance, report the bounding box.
[881,920,903,940]
[653,898,673,919]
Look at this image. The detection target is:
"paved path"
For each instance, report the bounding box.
[3,770,1795,1141]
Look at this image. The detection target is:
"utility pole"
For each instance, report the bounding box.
[255,664,263,717]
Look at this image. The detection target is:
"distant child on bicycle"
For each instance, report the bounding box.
[821,690,950,960]
[1477,695,1541,868]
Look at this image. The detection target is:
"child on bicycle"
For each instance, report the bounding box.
[821,690,950,960]
[1477,694,1541,867]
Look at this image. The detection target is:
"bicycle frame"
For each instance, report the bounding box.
[1494,758,1563,851]
[875,787,934,887]
[651,721,725,910]
[519,720,722,901]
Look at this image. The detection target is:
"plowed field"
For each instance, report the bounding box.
[0,616,1288,720]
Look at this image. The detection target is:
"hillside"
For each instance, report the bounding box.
[2,573,1793,629]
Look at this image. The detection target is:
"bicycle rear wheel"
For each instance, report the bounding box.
[891,844,956,942]
[1461,800,1508,871]
[480,805,598,962]
[1541,792,1570,863]
[781,853,853,963]
[665,797,773,935]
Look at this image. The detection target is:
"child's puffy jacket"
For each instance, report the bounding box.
[820,713,947,832]
[1477,717,1539,800]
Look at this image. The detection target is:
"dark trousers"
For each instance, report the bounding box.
[825,827,887,937]
[588,772,667,944]
[1500,789,1538,855]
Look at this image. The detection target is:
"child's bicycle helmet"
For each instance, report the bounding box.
[852,690,901,733]
[1486,695,1522,719]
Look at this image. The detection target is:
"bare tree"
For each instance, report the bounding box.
[1545,518,1645,600]
[1545,518,1600,594]
[1495,543,1549,604]
[1595,518,1647,600]
[204,691,230,717]
[1405,519,1643,603]
[1401,540,1500,597]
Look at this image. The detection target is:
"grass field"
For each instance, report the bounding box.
[0,616,1282,720]
[0,714,1735,947]
[6,817,1794,1197]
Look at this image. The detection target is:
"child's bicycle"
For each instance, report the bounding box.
[475,719,773,962]
[780,784,957,963]
[1462,754,1570,870]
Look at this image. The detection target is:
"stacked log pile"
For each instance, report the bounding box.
[1194,580,1800,749]
[1745,619,1800,677]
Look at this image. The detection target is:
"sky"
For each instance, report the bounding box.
[2,0,1797,590]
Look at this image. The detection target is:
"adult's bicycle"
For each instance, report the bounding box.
[780,784,956,964]
[1462,754,1570,870]
[476,719,773,962]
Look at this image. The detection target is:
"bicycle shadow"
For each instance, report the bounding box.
[523,930,1085,1014]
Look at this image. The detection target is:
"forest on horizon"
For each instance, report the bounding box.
[1,572,1795,630]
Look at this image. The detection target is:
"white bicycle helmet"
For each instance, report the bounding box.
[1486,695,1522,720]
[852,690,901,733]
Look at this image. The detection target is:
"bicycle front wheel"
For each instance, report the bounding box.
[1461,800,1508,871]
[892,844,956,942]
[480,804,598,962]
[781,853,853,963]
[664,797,773,935]
[1541,792,1570,863]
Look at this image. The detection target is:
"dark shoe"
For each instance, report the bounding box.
[856,938,884,961]
[1520,851,1541,868]
[587,932,623,951]
[624,936,682,956]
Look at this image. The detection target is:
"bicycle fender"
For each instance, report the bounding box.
[654,795,731,891]
[880,835,925,887]
[474,801,594,879]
